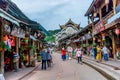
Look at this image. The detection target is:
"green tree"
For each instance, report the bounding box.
[45,35,55,42]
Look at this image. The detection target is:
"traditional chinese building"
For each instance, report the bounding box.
[85,0,120,59]
[55,19,80,45]
[0,0,47,73]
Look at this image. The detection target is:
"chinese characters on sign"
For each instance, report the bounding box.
[95,20,105,34]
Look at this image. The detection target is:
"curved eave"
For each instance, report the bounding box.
[7,0,33,25]
[85,0,95,16]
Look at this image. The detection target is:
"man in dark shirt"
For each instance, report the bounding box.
[40,49,48,70]
[93,46,97,60]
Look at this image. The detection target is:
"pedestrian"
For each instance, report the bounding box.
[61,48,66,61]
[92,46,97,60]
[4,56,10,71]
[89,46,93,56]
[96,45,102,62]
[66,52,69,60]
[13,51,19,72]
[109,46,113,58]
[40,49,48,70]
[67,46,73,60]
[76,48,83,64]
[49,47,53,54]
[102,46,109,61]
[73,48,77,58]
[47,49,52,67]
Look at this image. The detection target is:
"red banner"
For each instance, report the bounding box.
[95,20,105,33]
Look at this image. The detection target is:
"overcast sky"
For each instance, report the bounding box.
[12,0,93,31]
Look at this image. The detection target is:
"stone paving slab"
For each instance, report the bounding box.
[83,55,120,69]
[82,55,120,80]
[4,62,41,80]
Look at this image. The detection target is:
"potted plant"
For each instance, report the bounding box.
[0,41,10,51]
[0,41,5,51]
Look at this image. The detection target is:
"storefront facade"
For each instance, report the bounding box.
[85,0,120,59]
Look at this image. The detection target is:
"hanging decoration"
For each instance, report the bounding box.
[102,33,106,40]
[93,12,97,18]
[11,37,15,47]
[115,28,120,35]
[97,39,101,42]
[24,37,29,45]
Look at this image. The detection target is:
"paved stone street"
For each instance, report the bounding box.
[21,52,106,80]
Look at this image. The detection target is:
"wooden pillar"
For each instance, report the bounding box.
[33,40,34,46]
[91,17,96,47]
[0,18,4,74]
[16,37,19,54]
[112,33,116,60]
[91,17,94,33]
[16,37,19,69]
[99,8,102,21]
[113,0,117,14]
[39,42,40,50]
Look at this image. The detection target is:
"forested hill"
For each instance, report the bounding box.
[48,29,61,35]
[44,29,61,42]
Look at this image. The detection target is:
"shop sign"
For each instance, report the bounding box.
[95,20,105,34]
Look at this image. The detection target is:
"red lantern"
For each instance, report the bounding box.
[115,28,120,35]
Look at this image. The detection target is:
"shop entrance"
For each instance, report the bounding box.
[105,36,113,58]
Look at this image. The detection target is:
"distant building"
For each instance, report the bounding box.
[55,19,80,45]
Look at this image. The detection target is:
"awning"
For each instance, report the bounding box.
[85,34,93,40]
[73,39,79,43]
[0,9,19,26]
[30,35,37,41]
[66,41,71,45]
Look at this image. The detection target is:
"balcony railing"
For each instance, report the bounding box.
[102,10,114,24]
